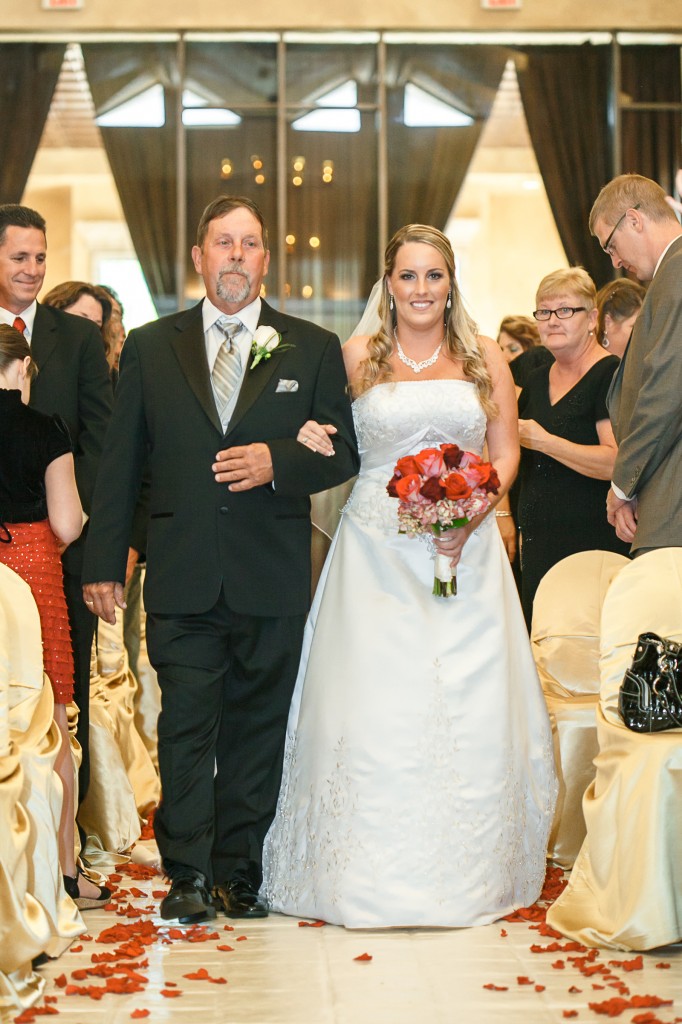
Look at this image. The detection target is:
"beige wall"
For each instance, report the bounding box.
[1,0,680,32]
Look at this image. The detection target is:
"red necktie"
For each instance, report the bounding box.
[13,316,26,334]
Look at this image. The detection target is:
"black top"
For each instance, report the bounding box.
[510,345,554,391]
[0,388,73,523]
[517,354,629,625]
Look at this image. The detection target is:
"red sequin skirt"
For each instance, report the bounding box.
[0,519,75,704]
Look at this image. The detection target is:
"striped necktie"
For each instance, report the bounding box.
[212,316,243,422]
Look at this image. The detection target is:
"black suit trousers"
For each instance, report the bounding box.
[62,562,97,805]
[146,587,306,888]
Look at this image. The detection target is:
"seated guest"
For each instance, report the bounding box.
[516,267,630,627]
[595,279,645,358]
[0,324,110,908]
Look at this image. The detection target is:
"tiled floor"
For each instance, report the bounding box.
[8,856,681,1024]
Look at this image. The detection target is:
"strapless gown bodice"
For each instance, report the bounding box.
[263,379,556,928]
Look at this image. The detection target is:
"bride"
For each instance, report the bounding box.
[262,224,557,928]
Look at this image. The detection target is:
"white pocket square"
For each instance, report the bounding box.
[276,379,299,392]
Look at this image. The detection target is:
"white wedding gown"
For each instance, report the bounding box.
[263,380,557,928]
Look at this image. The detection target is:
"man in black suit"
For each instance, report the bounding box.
[83,196,359,923]
[0,204,113,809]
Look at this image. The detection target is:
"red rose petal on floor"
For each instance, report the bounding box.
[44,996,58,1004]
[209,977,228,984]
[223,925,235,931]
[298,920,326,927]
[552,960,565,969]
[654,963,671,969]
[500,928,508,937]
[563,1013,578,1019]
[183,969,209,980]
[129,888,148,898]
[568,986,582,993]
[517,976,534,985]
[163,981,177,987]
[592,984,606,990]
[631,997,673,1009]
[609,955,643,972]
[483,984,508,991]
[216,945,234,951]
[535,985,546,992]
[236,935,248,942]
[161,989,183,998]
[631,1014,662,1024]
[69,946,83,953]
[152,891,167,899]
[54,974,67,988]
[354,953,372,962]
[131,1012,150,1019]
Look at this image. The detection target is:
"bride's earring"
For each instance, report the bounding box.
[389,294,394,312]
[446,290,452,309]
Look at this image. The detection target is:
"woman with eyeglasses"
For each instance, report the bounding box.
[516,267,629,627]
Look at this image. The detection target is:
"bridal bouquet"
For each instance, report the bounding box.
[386,444,500,597]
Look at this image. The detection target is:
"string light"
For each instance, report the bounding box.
[309,236,320,249]
[220,158,233,179]
[302,285,313,298]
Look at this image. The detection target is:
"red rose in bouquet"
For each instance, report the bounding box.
[386,443,499,596]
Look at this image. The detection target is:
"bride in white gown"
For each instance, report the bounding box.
[263,225,557,928]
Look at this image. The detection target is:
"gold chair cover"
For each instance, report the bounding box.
[531,551,629,868]
[0,565,84,1011]
[547,548,682,950]
[77,628,148,860]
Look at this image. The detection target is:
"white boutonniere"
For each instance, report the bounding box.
[250,325,293,369]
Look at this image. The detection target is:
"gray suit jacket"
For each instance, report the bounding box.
[607,235,682,552]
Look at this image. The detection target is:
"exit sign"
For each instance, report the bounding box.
[42,0,84,8]
[481,0,522,7]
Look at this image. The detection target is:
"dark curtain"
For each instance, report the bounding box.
[515,44,612,288]
[385,46,510,235]
[81,43,178,314]
[620,45,681,198]
[0,44,66,203]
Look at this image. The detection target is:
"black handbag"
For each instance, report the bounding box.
[619,632,682,732]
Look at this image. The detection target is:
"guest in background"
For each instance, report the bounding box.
[595,279,645,358]
[0,324,110,908]
[498,314,553,393]
[41,280,114,367]
[0,205,113,819]
[516,267,629,627]
[590,173,682,551]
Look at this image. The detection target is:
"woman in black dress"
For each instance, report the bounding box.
[0,324,110,908]
[517,268,629,627]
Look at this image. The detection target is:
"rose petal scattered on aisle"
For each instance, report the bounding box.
[354,953,372,962]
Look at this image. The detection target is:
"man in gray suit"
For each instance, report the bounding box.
[589,174,682,552]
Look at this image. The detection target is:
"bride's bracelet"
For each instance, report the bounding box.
[494,510,512,518]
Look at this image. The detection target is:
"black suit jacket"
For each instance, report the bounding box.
[83,299,359,617]
[29,303,113,574]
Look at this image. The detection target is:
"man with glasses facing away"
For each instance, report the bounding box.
[590,173,682,553]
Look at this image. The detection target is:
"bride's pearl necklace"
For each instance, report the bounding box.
[395,335,443,374]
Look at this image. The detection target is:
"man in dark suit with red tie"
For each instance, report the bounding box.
[83,196,359,923]
[0,203,112,811]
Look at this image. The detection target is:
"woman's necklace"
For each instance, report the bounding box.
[394,334,443,374]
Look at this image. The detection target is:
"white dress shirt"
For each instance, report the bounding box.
[0,300,37,342]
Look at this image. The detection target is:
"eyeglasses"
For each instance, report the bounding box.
[601,203,641,256]
[532,306,586,322]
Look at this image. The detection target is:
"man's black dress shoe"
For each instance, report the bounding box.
[160,869,217,924]
[213,874,269,919]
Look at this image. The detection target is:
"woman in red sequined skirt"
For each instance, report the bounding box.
[0,323,110,909]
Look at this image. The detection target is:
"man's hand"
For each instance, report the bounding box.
[212,443,274,491]
[83,581,126,625]
[606,487,637,543]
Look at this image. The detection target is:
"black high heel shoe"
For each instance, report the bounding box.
[63,868,112,910]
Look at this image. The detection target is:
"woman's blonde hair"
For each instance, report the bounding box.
[535,266,597,310]
[354,224,495,415]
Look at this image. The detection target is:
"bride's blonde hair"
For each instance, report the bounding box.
[354,224,495,415]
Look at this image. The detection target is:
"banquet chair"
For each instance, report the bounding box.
[531,550,629,868]
[0,564,83,1013]
[547,548,682,950]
